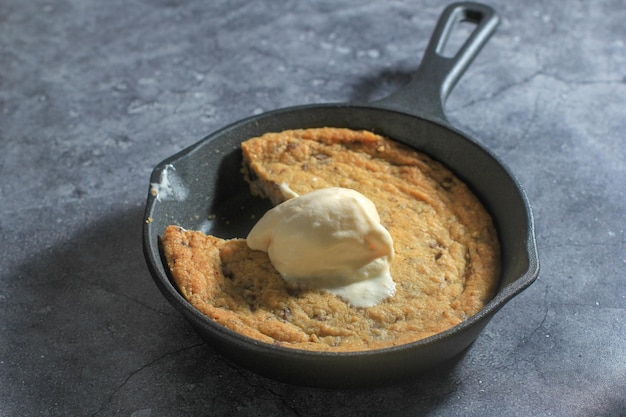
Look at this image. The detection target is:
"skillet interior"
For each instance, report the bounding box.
[143,103,538,387]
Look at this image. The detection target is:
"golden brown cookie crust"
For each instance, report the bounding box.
[162,127,500,352]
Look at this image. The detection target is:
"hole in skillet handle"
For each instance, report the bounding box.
[438,11,479,58]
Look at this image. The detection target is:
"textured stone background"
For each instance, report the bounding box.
[1,0,624,416]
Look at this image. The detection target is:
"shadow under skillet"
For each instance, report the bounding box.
[347,68,415,105]
[153,334,470,417]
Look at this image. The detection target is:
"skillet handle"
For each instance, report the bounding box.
[372,2,499,122]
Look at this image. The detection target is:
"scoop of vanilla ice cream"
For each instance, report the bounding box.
[246,187,395,307]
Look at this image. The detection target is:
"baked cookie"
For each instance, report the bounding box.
[161,128,500,351]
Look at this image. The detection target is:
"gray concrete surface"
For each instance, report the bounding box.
[1,0,624,416]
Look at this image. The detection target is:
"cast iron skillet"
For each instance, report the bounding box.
[143,2,539,387]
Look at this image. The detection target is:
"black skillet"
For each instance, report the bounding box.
[143,2,539,387]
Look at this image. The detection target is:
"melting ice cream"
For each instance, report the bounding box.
[247,187,395,307]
